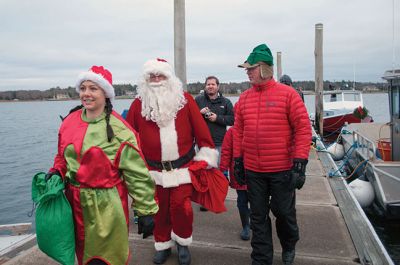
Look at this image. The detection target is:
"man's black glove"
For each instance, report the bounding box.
[138,215,154,239]
[291,158,308,190]
[234,157,246,185]
[45,170,61,182]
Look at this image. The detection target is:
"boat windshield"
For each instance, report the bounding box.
[324,93,342,102]
[343,93,361,101]
[323,92,361,103]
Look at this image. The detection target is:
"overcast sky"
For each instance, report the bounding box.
[0,0,399,91]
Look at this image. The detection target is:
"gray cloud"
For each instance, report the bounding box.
[0,0,398,91]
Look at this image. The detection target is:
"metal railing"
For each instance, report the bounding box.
[352,131,377,161]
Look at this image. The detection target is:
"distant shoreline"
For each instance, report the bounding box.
[0,90,388,103]
[0,96,134,103]
[0,98,79,103]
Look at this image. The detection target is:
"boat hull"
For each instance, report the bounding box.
[323,113,361,134]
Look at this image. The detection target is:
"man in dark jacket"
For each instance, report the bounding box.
[279,74,304,102]
[233,44,311,265]
[195,76,234,159]
[195,76,234,211]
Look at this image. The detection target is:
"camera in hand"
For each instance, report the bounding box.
[204,111,212,118]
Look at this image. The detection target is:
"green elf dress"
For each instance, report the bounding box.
[50,108,158,265]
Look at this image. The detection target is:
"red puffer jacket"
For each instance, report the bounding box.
[233,78,311,172]
[219,128,247,190]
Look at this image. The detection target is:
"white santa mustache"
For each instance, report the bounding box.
[148,80,168,88]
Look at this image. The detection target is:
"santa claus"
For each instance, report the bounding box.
[126,58,219,265]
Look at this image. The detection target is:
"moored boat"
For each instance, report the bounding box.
[323,90,372,134]
[339,69,400,219]
[341,123,400,218]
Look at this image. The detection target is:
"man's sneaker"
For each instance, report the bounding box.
[282,249,295,265]
[153,248,171,264]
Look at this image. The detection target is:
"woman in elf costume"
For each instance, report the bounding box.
[46,66,158,265]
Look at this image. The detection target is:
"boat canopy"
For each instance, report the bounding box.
[323,90,363,112]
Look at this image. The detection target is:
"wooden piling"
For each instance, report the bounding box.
[174,0,187,89]
[315,23,324,136]
[276,51,282,81]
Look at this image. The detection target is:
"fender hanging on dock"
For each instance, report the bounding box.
[349,178,375,208]
[327,142,345,161]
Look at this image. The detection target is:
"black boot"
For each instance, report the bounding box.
[153,248,171,264]
[199,206,208,212]
[282,249,295,265]
[239,210,250,241]
[176,243,191,265]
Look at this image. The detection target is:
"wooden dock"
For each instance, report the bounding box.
[2,133,394,265]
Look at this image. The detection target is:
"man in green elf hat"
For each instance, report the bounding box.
[232,44,312,265]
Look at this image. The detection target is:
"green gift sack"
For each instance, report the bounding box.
[32,172,75,265]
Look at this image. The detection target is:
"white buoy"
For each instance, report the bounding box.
[349,178,375,208]
[327,142,345,161]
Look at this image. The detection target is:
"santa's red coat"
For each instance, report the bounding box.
[126,92,218,187]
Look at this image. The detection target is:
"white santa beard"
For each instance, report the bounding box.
[138,79,186,127]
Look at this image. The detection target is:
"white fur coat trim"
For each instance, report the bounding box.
[171,231,192,246]
[159,119,179,161]
[149,168,191,188]
[155,240,175,251]
[193,146,219,168]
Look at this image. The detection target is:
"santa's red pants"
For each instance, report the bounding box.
[154,184,193,250]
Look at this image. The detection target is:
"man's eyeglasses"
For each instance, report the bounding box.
[149,73,167,80]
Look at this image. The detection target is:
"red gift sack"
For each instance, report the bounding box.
[189,161,229,213]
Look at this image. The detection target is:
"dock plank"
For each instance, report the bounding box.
[297,175,337,206]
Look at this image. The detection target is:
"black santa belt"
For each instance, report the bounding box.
[146,146,195,171]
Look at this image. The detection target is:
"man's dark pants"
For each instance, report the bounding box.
[246,169,299,265]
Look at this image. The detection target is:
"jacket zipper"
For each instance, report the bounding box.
[256,90,261,168]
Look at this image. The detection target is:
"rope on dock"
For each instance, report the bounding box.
[322,125,344,138]
[311,128,352,152]
[343,160,369,180]
[323,115,346,129]
[312,128,366,178]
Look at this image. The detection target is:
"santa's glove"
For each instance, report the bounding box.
[291,158,308,190]
[138,215,154,239]
[234,157,246,185]
[45,170,61,182]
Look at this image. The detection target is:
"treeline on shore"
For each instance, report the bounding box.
[0,80,387,101]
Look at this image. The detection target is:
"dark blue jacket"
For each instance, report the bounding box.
[195,92,234,146]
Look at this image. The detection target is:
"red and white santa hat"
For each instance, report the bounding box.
[142,58,174,79]
[76,65,115,100]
